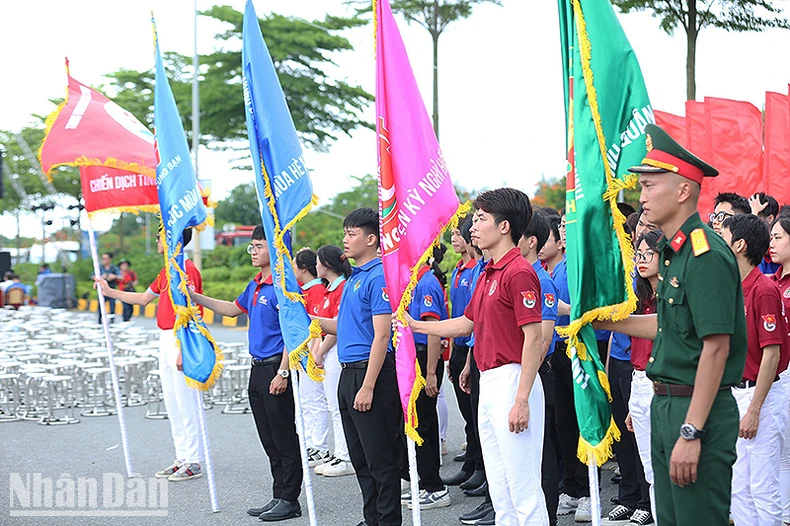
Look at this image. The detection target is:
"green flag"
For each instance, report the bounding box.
[557,0,653,466]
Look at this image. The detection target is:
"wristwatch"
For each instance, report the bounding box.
[679,422,704,440]
[277,369,290,379]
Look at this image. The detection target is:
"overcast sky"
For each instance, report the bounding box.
[2,0,790,239]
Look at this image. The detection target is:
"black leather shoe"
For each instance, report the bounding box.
[474,509,496,525]
[258,500,301,521]
[453,451,467,462]
[460,470,486,490]
[463,481,488,497]
[459,501,494,524]
[248,499,279,516]
[443,470,473,486]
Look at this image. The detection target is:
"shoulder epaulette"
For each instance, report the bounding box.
[690,228,710,257]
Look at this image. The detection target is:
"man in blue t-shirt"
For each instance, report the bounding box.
[404,263,450,509]
[314,208,401,526]
[190,225,302,522]
[519,212,560,526]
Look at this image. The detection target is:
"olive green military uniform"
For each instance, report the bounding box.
[630,124,747,526]
[647,214,746,526]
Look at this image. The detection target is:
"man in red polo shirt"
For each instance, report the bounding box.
[406,188,548,526]
[721,214,790,526]
[95,228,204,482]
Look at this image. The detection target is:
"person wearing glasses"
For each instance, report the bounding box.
[190,226,303,522]
[95,229,204,483]
[710,192,750,236]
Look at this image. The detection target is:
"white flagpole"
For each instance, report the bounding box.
[87,219,135,478]
[588,451,602,526]
[407,437,422,526]
[291,369,319,526]
[194,389,219,512]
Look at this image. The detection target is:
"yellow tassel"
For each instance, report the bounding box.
[87,205,160,219]
[405,358,427,446]
[598,370,612,402]
[576,417,621,467]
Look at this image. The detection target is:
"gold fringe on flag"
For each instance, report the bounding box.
[393,201,472,445]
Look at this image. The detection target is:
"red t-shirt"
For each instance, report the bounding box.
[744,266,790,381]
[317,278,346,319]
[631,298,655,371]
[770,266,790,313]
[301,279,327,317]
[464,247,542,371]
[148,260,203,330]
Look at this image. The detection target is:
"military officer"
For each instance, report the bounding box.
[597,124,747,526]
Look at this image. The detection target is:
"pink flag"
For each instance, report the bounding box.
[375,0,468,443]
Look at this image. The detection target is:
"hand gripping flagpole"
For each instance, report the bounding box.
[87,219,135,478]
[291,368,319,526]
[193,389,219,512]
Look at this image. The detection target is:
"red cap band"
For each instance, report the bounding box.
[643,150,705,184]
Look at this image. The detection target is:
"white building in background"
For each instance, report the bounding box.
[5,241,80,265]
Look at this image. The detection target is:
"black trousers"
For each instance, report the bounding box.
[98,297,116,324]
[540,357,559,526]
[248,361,302,502]
[449,343,482,473]
[554,339,608,498]
[609,357,650,510]
[469,347,490,504]
[122,301,133,322]
[410,347,445,491]
[339,356,403,526]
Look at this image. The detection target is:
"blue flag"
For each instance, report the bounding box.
[153,18,223,390]
[241,0,322,380]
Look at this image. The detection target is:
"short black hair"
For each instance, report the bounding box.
[343,208,380,247]
[295,248,318,278]
[714,192,750,215]
[755,192,780,219]
[546,215,561,245]
[617,202,636,218]
[778,205,790,219]
[539,207,560,218]
[523,212,550,253]
[460,218,473,245]
[723,214,769,267]
[182,228,193,248]
[252,225,266,241]
[473,188,533,245]
[102,252,113,259]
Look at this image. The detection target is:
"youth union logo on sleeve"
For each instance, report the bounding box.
[521,291,537,309]
[544,293,555,308]
[763,314,777,332]
[423,295,433,307]
[382,287,390,302]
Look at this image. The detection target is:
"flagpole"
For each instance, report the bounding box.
[191,0,202,272]
[87,218,135,479]
[291,369,318,526]
[193,389,219,512]
[588,451,602,526]
[407,437,422,526]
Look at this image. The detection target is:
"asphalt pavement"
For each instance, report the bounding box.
[1,312,618,525]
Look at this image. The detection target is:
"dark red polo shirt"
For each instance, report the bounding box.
[631,297,655,371]
[464,247,542,371]
[770,266,790,313]
[744,266,790,381]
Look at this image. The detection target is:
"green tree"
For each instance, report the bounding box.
[214,181,262,227]
[103,6,373,154]
[612,0,790,100]
[351,0,500,138]
[532,175,567,210]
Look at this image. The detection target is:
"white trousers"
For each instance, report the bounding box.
[781,373,790,522]
[300,356,330,453]
[323,344,349,461]
[629,370,657,523]
[478,363,548,526]
[732,381,788,526]
[158,329,201,464]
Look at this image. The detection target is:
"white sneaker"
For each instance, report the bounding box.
[306,448,330,467]
[575,497,592,522]
[322,458,355,477]
[557,493,579,516]
[407,487,451,510]
[314,455,336,475]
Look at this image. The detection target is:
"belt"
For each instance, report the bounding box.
[735,376,781,389]
[341,360,369,369]
[251,355,282,367]
[652,382,732,397]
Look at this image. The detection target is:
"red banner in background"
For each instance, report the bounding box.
[765,91,790,201]
[654,110,686,147]
[80,167,159,217]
